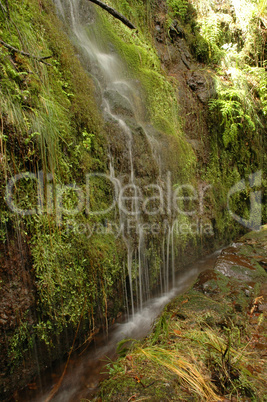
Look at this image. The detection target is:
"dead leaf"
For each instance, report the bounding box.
[250,296,264,314]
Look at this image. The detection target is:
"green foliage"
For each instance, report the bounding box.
[28,214,124,341]
[200,16,224,63]
[190,0,267,236]
[209,66,263,160]
[190,0,267,67]
[0,0,124,366]
[104,356,125,376]
[192,32,211,63]
[151,312,169,345]
[209,89,254,148]
[82,130,95,151]
[1,0,266,382]
[9,319,34,367]
[167,0,189,21]
[116,338,137,357]
[248,65,267,116]
[112,0,153,35]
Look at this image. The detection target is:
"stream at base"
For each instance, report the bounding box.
[13,249,222,402]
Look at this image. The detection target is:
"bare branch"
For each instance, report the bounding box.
[0,39,53,65]
[87,0,136,30]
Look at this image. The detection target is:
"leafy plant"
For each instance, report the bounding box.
[167,0,189,21]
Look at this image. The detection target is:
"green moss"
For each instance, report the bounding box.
[1,0,266,389]
[0,0,127,368]
[93,6,196,182]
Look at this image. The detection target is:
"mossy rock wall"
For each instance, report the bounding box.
[0,0,266,398]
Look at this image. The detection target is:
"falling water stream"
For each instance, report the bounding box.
[13,249,221,402]
[12,2,222,400]
[53,0,178,315]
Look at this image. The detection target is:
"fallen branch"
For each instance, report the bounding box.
[87,0,136,30]
[0,39,53,65]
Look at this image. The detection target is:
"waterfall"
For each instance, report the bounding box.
[53,0,176,314]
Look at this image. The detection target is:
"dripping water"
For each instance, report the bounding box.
[13,249,222,402]
[53,0,171,313]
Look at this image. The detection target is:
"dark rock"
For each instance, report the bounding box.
[155,21,165,43]
[169,20,185,42]
[187,71,216,103]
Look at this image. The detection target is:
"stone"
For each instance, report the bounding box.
[187,71,216,103]
[169,20,185,42]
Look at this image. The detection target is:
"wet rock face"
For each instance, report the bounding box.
[104,89,135,117]
[193,228,267,309]
[0,237,35,331]
[0,235,36,399]
[151,6,213,165]
[186,71,216,103]
[193,269,219,295]
[213,229,267,290]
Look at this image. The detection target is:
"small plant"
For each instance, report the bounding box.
[116,338,137,357]
[167,0,189,21]
[103,356,124,376]
[151,312,169,345]
[82,130,95,151]
[9,320,34,367]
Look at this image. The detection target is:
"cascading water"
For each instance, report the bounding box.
[14,250,222,402]
[53,0,176,314]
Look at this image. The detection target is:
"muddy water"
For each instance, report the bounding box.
[12,250,222,402]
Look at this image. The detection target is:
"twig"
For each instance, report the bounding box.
[77,327,100,356]
[87,0,136,30]
[0,38,53,65]
[134,376,155,389]
[127,395,137,402]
